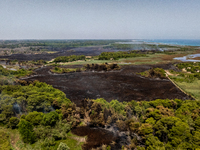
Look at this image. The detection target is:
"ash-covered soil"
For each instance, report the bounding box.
[72,126,118,150]
[0,46,116,61]
[23,64,192,106]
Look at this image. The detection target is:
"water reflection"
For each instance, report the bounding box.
[174,54,200,62]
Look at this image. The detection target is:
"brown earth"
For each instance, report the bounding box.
[23,64,192,106]
[191,57,200,60]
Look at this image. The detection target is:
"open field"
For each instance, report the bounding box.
[174,79,200,100]
[47,53,192,66]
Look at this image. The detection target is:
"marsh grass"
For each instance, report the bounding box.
[169,68,200,100]
[174,79,200,100]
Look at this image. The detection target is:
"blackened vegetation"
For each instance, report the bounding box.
[72,98,131,150]
[137,68,167,79]
[50,63,120,74]
[53,55,86,63]
[85,63,120,71]
[72,126,117,150]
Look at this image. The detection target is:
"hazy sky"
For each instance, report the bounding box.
[0,0,200,39]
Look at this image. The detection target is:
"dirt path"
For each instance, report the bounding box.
[70,136,86,145]
[165,70,174,76]
[10,134,20,150]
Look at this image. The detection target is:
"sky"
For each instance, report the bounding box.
[0,0,200,39]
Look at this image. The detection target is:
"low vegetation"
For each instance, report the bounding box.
[50,63,120,74]
[103,43,178,50]
[85,63,120,71]
[54,55,86,63]
[137,68,167,79]
[168,62,200,100]
[0,65,33,78]
[0,65,33,86]
[98,51,146,60]
[176,62,200,73]
[51,67,84,74]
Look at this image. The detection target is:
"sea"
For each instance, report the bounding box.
[140,39,200,46]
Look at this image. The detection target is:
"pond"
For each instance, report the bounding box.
[174,54,200,62]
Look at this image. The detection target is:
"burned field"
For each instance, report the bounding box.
[23,64,192,106]
[0,46,117,61]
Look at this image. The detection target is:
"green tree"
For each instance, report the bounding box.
[145,134,165,150]
[18,119,36,143]
[25,111,44,125]
[154,116,192,147]
[9,117,19,129]
[42,111,59,126]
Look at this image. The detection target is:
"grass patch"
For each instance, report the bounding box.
[60,138,79,149]
[168,63,200,100]
[176,80,200,100]
[51,67,84,73]
[170,76,200,100]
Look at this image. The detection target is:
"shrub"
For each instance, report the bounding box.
[18,119,36,143]
[25,111,44,125]
[57,142,70,150]
[42,111,59,126]
[41,137,56,148]
[9,117,19,129]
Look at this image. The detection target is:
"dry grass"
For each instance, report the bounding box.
[192,57,200,60]
[175,80,200,100]
[160,54,186,61]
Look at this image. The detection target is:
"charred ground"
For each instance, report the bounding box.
[23,64,192,106]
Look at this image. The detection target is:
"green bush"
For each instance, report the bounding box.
[57,142,70,150]
[18,119,36,144]
[41,137,56,147]
[42,111,59,126]
[25,111,44,125]
[9,117,19,129]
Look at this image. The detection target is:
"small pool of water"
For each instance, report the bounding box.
[174,54,200,62]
